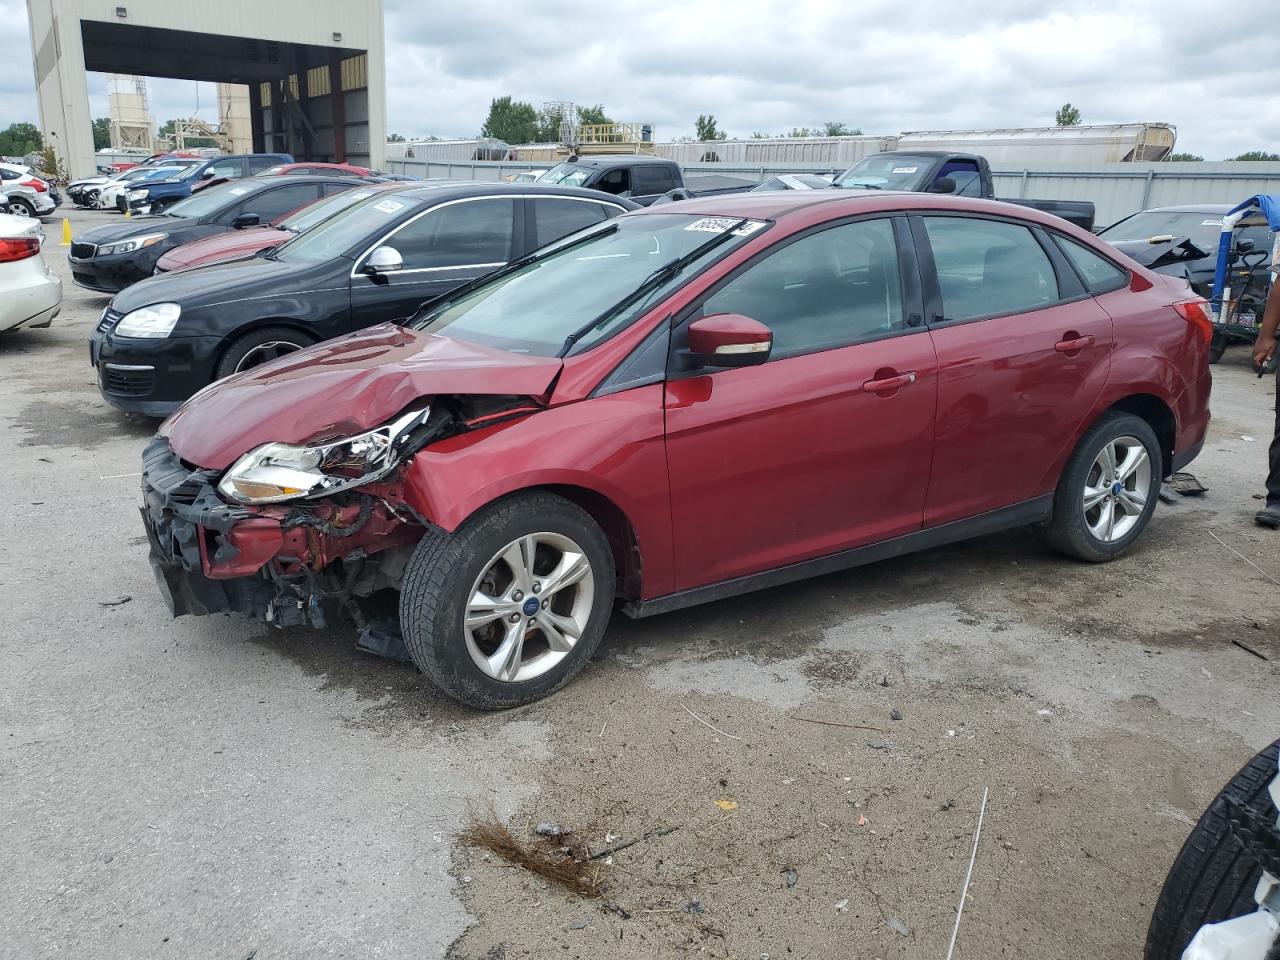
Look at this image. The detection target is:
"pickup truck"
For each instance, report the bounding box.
[124,153,294,214]
[833,151,1095,231]
[537,154,754,206]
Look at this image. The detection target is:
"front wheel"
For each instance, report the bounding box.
[213,326,312,380]
[1042,411,1161,562]
[1144,740,1279,960]
[399,492,616,709]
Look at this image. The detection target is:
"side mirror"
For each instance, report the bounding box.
[687,313,772,367]
[927,176,957,194]
[364,245,404,274]
[232,213,260,229]
[200,169,216,179]
[1235,238,1256,254]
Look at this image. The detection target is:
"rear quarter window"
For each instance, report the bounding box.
[1053,234,1129,294]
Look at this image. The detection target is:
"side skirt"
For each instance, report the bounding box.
[621,495,1054,619]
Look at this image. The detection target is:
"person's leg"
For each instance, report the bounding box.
[1258,366,1280,527]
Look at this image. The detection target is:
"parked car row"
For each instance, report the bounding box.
[67,171,1211,710]
[0,162,60,218]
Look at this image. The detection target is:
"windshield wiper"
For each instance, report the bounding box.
[558,218,750,356]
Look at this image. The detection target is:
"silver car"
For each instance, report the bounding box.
[0,163,57,218]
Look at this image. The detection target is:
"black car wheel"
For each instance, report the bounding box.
[214,327,313,380]
[399,492,616,709]
[1043,411,1161,562]
[1144,740,1278,960]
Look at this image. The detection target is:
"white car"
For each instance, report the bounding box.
[0,163,57,218]
[96,164,192,211]
[0,214,61,332]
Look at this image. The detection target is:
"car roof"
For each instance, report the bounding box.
[558,154,676,169]
[627,190,1082,230]
[385,181,643,207]
[1128,204,1232,215]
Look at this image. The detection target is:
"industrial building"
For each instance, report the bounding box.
[25,0,386,177]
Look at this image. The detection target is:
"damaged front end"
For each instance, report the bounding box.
[140,396,536,628]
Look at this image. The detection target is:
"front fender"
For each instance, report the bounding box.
[398,385,676,598]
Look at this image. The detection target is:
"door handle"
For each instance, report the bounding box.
[862,371,917,393]
[1055,335,1095,353]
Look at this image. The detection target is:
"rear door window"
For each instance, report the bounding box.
[922,216,1061,321]
[632,165,677,196]
[1053,234,1129,294]
[203,158,246,181]
[532,198,609,248]
[594,168,631,196]
[239,183,322,223]
[247,156,279,174]
[388,197,516,269]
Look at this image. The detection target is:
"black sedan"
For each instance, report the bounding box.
[90,182,638,415]
[68,175,372,293]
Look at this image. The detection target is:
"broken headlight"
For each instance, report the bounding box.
[218,407,430,505]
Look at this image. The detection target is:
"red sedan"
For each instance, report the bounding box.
[141,191,1212,708]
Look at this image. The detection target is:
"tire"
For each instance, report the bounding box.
[1043,411,1161,562]
[1209,332,1227,365]
[213,326,313,380]
[1144,740,1279,960]
[8,197,34,218]
[399,491,616,709]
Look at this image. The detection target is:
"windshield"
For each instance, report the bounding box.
[412,213,768,357]
[119,165,189,184]
[162,180,255,219]
[537,162,595,187]
[834,154,933,190]
[276,186,378,232]
[1100,210,1274,255]
[274,193,423,263]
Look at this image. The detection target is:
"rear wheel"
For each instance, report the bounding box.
[8,197,34,218]
[1043,411,1161,562]
[399,492,615,709]
[213,326,312,380]
[1144,740,1279,960]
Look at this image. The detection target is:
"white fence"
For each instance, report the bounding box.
[384,158,1280,227]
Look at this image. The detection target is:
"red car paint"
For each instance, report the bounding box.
[155,224,288,272]
[161,191,1212,606]
[261,162,373,177]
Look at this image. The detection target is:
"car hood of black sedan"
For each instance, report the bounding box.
[110,254,332,313]
[77,216,194,246]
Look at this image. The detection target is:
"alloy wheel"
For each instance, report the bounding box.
[1083,435,1151,543]
[463,532,595,683]
[234,340,304,373]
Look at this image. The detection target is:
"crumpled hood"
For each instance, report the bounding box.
[164,323,562,470]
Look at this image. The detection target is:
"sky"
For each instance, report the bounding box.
[2,0,1278,159]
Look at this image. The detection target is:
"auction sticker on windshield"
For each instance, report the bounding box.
[229,187,248,195]
[375,199,405,214]
[892,166,919,174]
[684,218,767,236]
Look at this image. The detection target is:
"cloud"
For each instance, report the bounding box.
[2,0,1278,160]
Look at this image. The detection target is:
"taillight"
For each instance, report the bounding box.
[0,236,41,262]
[21,178,48,193]
[1173,298,1213,346]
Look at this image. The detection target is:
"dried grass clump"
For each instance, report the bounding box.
[461,816,600,896]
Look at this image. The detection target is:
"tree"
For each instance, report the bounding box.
[92,117,111,151]
[1055,103,1082,126]
[1233,150,1280,161]
[1167,152,1203,162]
[387,132,406,142]
[695,114,726,141]
[578,104,612,126]
[786,127,814,138]
[479,96,539,144]
[749,131,772,139]
[535,105,564,143]
[0,121,42,156]
[821,121,863,137]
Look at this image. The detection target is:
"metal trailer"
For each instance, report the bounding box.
[656,136,896,166]
[897,124,1177,164]
[384,138,513,162]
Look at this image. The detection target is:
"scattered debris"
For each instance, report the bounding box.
[682,900,705,914]
[939,799,956,812]
[715,799,738,811]
[856,815,867,827]
[588,825,680,861]
[1231,638,1270,661]
[890,708,903,721]
[1242,435,1257,442]
[946,729,956,737]
[98,595,132,607]
[567,919,590,931]
[1208,530,1280,586]
[535,822,566,838]
[1168,472,1207,496]
[834,898,850,913]
[680,702,741,741]
[944,787,989,960]
[878,675,890,687]
[781,867,798,888]
[790,715,887,733]
[1036,709,1053,716]
[460,815,599,895]
[887,917,910,937]
[867,740,889,750]
[602,901,632,920]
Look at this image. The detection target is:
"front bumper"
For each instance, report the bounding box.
[140,436,423,626]
[69,246,165,293]
[91,311,224,416]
